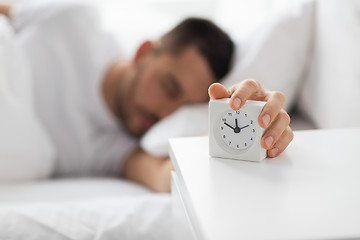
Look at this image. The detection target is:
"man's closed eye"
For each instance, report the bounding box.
[161,74,183,100]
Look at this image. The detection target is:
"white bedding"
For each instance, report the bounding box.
[0,178,171,240]
[0,15,55,180]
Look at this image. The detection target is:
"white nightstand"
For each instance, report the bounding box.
[170,128,360,240]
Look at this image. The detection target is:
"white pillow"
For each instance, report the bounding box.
[140,0,315,157]
[297,0,360,129]
[140,104,208,157]
[222,0,315,111]
[0,16,55,181]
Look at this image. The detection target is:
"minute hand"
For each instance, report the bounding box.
[240,124,249,130]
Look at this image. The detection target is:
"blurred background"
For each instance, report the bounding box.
[70,0,304,58]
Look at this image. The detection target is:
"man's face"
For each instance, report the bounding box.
[120,45,216,137]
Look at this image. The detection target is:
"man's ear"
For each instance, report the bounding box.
[134,41,155,63]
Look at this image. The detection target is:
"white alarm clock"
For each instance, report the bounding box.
[209,98,267,161]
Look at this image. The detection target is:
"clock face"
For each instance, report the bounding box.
[219,110,256,150]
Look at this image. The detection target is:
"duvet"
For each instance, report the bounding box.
[0,15,55,180]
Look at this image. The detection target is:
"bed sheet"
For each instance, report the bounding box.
[0,178,171,240]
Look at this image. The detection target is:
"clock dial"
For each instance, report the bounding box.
[219,110,256,150]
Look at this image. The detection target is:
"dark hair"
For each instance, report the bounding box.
[158,17,234,80]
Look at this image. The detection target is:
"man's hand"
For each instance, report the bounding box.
[208,79,293,158]
[123,147,173,192]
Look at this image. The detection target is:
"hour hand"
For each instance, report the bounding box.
[224,122,235,130]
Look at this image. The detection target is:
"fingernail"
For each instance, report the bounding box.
[269,147,278,157]
[233,98,241,109]
[262,114,271,127]
[265,136,274,148]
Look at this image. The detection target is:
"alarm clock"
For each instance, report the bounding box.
[209,98,267,161]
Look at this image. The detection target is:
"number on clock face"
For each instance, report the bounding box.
[219,110,256,150]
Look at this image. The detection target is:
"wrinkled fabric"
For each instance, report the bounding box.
[0,195,171,240]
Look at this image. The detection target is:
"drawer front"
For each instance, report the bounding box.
[171,171,197,240]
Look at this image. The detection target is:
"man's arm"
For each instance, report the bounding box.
[0,4,12,19]
[123,147,174,192]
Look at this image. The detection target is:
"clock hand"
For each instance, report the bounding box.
[240,124,250,130]
[234,118,241,134]
[224,122,235,130]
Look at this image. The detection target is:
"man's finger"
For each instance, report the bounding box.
[258,91,286,128]
[267,126,294,158]
[261,109,290,150]
[228,79,266,110]
[208,83,229,99]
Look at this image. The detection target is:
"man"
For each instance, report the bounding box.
[0,1,292,192]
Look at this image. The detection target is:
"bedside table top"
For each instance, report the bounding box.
[169,128,360,240]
